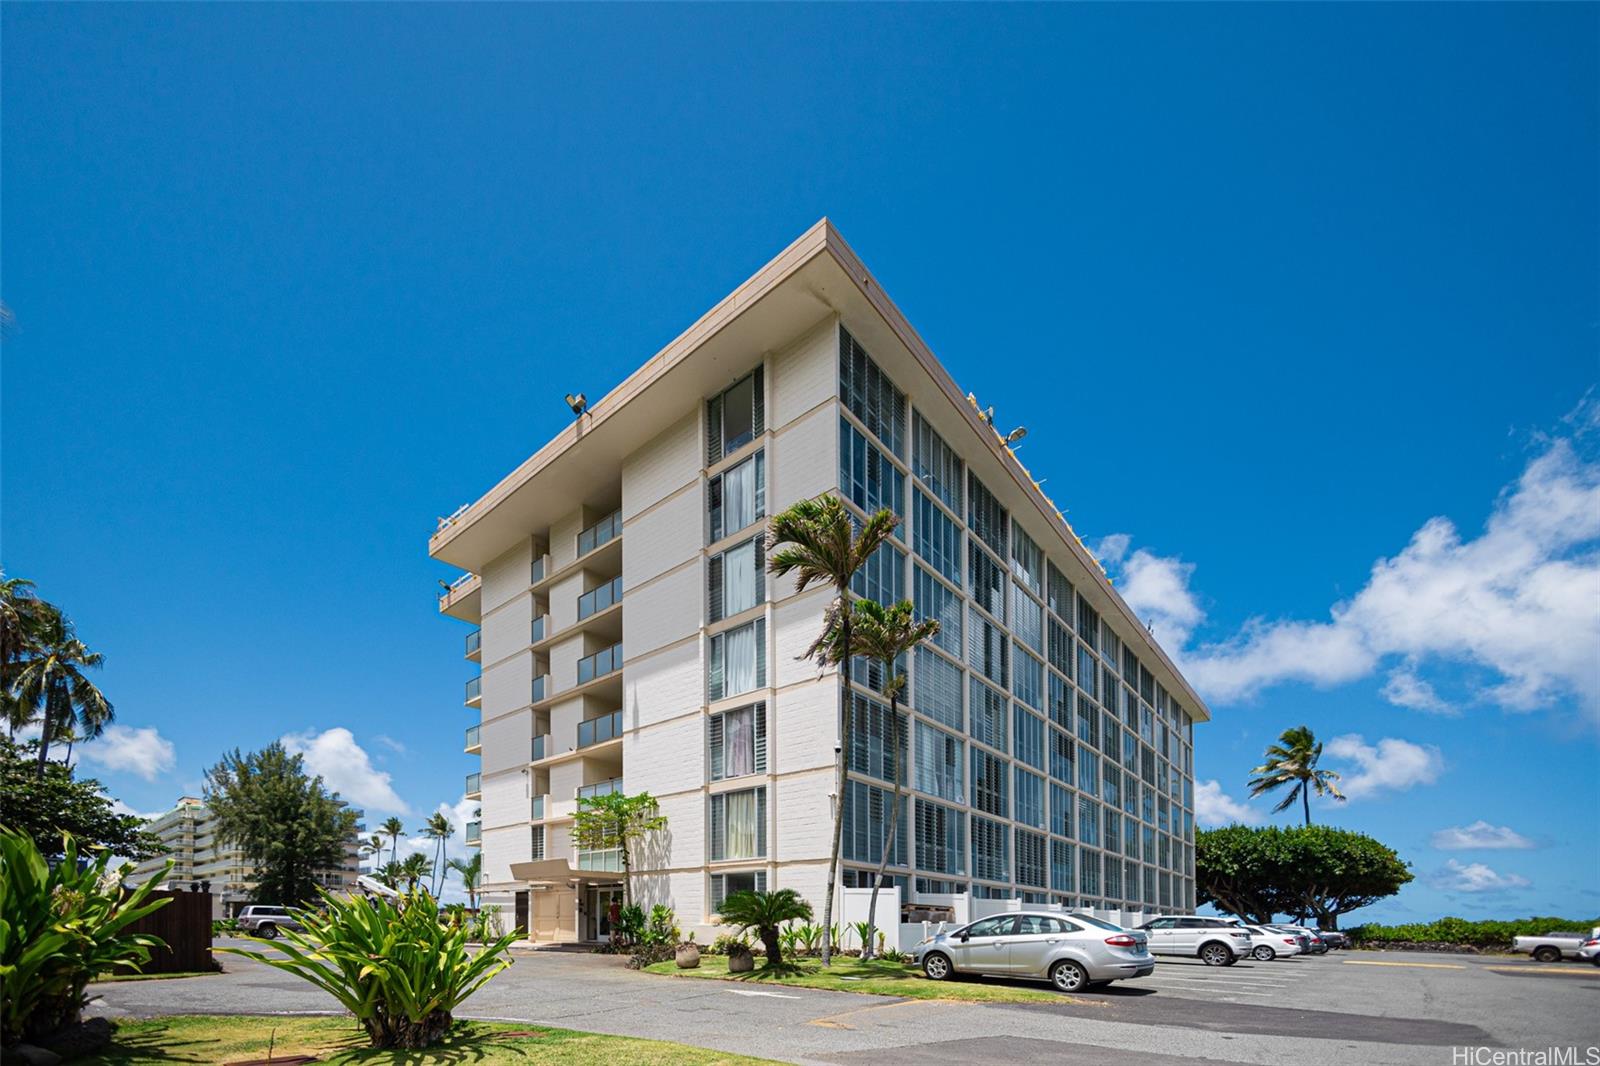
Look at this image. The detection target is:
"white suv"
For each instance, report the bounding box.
[1137,916,1252,966]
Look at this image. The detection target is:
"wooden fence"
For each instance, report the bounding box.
[126,889,217,974]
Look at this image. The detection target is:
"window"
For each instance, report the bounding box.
[531,826,545,861]
[912,411,961,511]
[1077,690,1100,749]
[1051,839,1074,892]
[972,817,1009,882]
[851,541,905,606]
[1078,797,1100,847]
[708,452,765,541]
[1075,593,1099,645]
[1077,644,1098,701]
[915,799,966,875]
[967,609,1008,687]
[1078,748,1100,798]
[1080,850,1101,897]
[1014,706,1045,771]
[1014,768,1044,828]
[709,618,766,701]
[913,566,962,656]
[849,693,905,784]
[842,780,906,866]
[967,473,1008,556]
[1050,782,1073,838]
[970,747,1008,816]
[1102,762,1121,809]
[1047,561,1073,620]
[1049,729,1074,783]
[1015,829,1047,887]
[710,870,766,912]
[1011,523,1043,594]
[913,490,961,584]
[969,678,1008,752]
[708,538,764,622]
[914,722,964,802]
[968,543,1006,621]
[1125,860,1141,903]
[840,326,905,455]
[1012,583,1043,653]
[1048,673,1072,731]
[710,787,767,860]
[706,369,764,465]
[840,419,904,516]
[1013,645,1043,710]
[1104,808,1122,856]
[710,703,766,780]
[1047,618,1073,682]
[913,646,963,730]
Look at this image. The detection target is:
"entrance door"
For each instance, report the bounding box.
[586,886,622,942]
[513,891,529,937]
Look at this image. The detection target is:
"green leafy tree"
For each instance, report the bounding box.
[204,742,360,906]
[1197,824,1413,929]
[1248,725,1346,825]
[11,607,113,779]
[766,493,898,965]
[0,736,162,860]
[571,791,667,909]
[0,576,51,737]
[447,852,484,909]
[717,889,814,968]
[380,816,405,866]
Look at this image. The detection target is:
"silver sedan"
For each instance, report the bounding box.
[914,911,1155,993]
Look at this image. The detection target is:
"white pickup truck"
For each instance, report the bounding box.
[1510,928,1600,963]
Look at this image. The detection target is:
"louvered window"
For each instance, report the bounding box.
[1011,522,1042,594]
[913,646,963,730]
[708,537,764,623]
[1048,673,1072,732]
[708,452,765,542]
[1051,839,1074,892]
[1050,728,1075,784]
[913,566,961,657]
[911,411,961,511]
[913,490,960,585]
[710,870,766,912]
[1014,644,1043,711]
[915,799,966,876]
[1047,561,1073,621]
[1076,593,1099,645]
[842,779,906,866]
[968,542,1005,621]
[710,787,767,861]
[971,816,1009,882]
[839,326,904,455]
[970,746,1008,817]
[967,473,1008,557]
[1050,782,1074,837]
[967,609,1008,688]
[969,677,1008,753]
[839,418,903,516]
[848,693,905,784]
[914,721,964,802]
[1014,768,1045,828]
[709,702,766,781]
[706,368,764,465]
[1015,829,1047,887]
[709,618,766,701]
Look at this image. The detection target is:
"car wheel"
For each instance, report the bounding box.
[1200,942,1232,967]
[1253,946,1277,962]
[1533,947,1562,963]
[257,924,277,940]
[1051,959,1089,993]
[922,953,953,981]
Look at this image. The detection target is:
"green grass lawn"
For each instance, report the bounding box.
[643,955,1077,1004]
[98,1016,778,1064]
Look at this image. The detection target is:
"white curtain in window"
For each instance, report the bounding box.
[724,790,758,859]
[724,541,757,616]
[723,458,755,534]
[725,706,753,777]
[724,622,757,697]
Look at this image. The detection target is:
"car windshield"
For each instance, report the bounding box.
[1067,913,1125,932]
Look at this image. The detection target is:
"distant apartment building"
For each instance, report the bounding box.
[432,221,1209,943]
[128,796,364,916]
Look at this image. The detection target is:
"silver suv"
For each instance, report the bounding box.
[1138,916,1252,966]
[236,905,304,939]
[914,911,1155,993]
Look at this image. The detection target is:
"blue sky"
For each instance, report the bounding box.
[3,5,1595,918]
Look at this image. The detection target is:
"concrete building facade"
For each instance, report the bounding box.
[433,221,1209,943]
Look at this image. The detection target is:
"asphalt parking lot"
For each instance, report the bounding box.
[87,942,1599,1065]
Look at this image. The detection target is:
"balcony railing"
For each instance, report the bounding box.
[531,554,546,583]
[465,772,481,795]
[531,615,546,643]
[577,509,622,557]
[576,777,623,802]
[464,676,482,703]
[464,821,481,844]
[531,734,546,761]
[532,674,548,702]
[577,576,623,620]
[465,630,481,657]
[577,709,623,749]
[577,643,623,685]
[531,795,545,820]
[439,570,476,607]
[464,725,481,749]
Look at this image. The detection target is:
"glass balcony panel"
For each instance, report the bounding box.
[577,777,623,801]
[577,709,623,748]
[577,643,623,685]
[576,847,623,872]
[531,615,546,642]
[531,795,545,820]
[531,734,547,761]
[577,576,624,620]
[465,630,481,656]
[577,509,622,557]
[464,821,481,844]
[465,772,481,795]
[465,676,482,703]
[532,674,547,702]
[464,725,481,749]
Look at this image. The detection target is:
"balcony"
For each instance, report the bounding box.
[531,794,545,820]
[464,821,481,845]
[465,629,481,661]
[577,576,623,621]
[577,643,623,685]
[576,777,623,802]
[577,509,622,557]
[576,848,623,872]
[577,709,624,749]
[464,676,482,706]
[531,615,547,643]
[464,725,481,752]
[532,674,548,703]
[438,572,482,621]
[531,553,548,584]
[531,734,547,761]
[465,772,481,797]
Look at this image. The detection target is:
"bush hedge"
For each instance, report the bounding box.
[1346,916,1597,950]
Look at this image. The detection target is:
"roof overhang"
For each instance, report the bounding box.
[509,859,622,886]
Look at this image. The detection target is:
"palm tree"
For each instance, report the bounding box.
[12,608,112,778]
[423,812,453,895]
[359,833,387,867]
[1248,725,1347,826]
[767,494,897,967]
[447,852,484,910]
[381,816,405,867]
[0,576,51,738]
[845,599,938,960]
[374,860,405,889]
[717,888,814,968]
[399,851,431,893]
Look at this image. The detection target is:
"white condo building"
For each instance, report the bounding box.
[432,221,1209,943]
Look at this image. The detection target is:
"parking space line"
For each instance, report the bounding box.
[1485,966,1600,978]
[1342,960,1465,970]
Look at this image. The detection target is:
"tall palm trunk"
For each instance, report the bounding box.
[34,682,65,779]
[1302,786,1310,827]
[820,598,852,968]
[862,697,903,961]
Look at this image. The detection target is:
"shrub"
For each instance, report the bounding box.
[625,942,676,969]
[1345,916,1598,950]
[642,905,679,947]
[615,903,646,946]
[218,888,517,1049]
[0,828,171,1046]
[716,889,814,967]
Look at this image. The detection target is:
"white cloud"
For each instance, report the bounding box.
[1431,821,1535,851]
[281,728,410,815]
[108,796,168,821]
[1193,779,1263,826]
[80,725,176,781]
[1434,858,1530,894]
[379,794,479,905]
[1098,416,1600,722]
[1324,734,1444,799]
[374,735,407,755]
